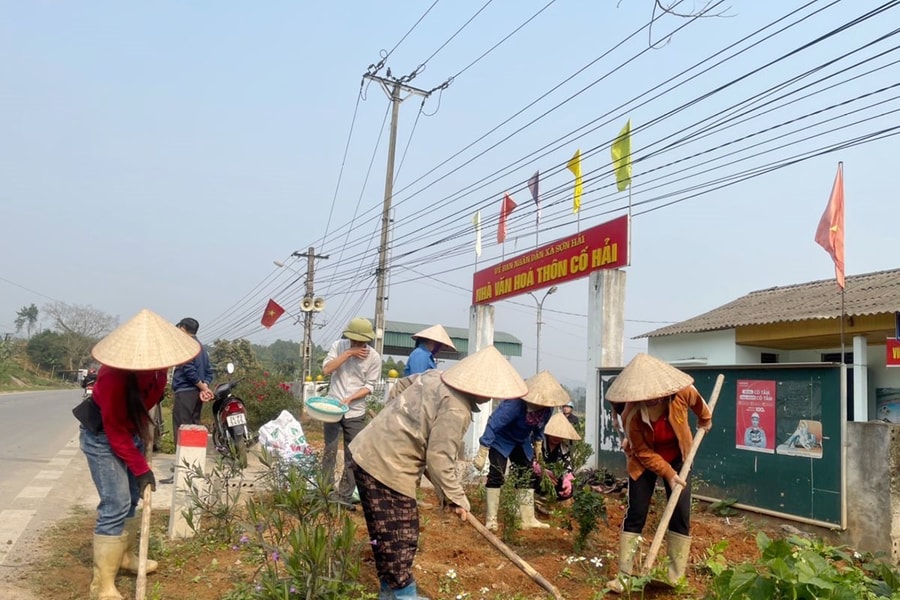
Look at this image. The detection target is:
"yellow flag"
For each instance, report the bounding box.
[611,119,632,192]
[567,149,582,213]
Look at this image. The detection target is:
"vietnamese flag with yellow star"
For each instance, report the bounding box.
[260,299,285,328]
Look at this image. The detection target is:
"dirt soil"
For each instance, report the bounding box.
[26,414,825,600]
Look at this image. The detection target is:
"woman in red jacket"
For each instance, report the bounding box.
[80,309,199,600]
[604,354,712,594]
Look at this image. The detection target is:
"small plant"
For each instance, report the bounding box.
[239,369,298,429]
[571,485,607,553]
[182,456,248,541]
[708,497,739,517]
[704,531,900,599]
[497,469,531,543]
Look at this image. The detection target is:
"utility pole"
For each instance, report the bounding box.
[292,247,328,384]
[364,71,431,357]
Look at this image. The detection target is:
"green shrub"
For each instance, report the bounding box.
[238,369,298,429]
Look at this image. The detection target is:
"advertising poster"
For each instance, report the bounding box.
[735,379,776,453]
[876,388,900,423]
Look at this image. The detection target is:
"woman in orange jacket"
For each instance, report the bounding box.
[604,354,712,593]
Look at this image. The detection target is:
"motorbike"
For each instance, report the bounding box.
[81,371,97,400]
[211,362,252,468]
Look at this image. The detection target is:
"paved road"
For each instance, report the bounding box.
[0,389,187,598]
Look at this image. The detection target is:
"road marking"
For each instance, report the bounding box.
[0,510,37,565]
[33,470,62,480]
[16,487,51,500]
[57,449,77,456]
[46,458,70,468]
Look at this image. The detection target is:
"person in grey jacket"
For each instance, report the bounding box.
[350,345,527,600]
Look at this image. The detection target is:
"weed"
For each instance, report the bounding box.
[571,485,607,553]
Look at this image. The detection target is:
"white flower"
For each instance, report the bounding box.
[590,556,603,568]
[446,568,457,580]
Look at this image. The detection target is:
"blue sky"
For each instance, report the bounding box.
[2,1,898,386]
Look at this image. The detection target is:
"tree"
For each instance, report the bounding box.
[26,330,68,373]
[42,301,117,370]
[382,357,406,378]
[209,338,260,377]
[14,304,39,339]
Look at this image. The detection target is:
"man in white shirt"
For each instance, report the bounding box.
[321,317,381,508]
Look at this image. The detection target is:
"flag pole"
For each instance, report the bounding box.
[628,183,633,266]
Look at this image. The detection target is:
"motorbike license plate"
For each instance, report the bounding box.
[226,413,247,427]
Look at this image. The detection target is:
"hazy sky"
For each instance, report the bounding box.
[3,1,898,386]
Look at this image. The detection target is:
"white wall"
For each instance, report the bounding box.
[648,329,738,364]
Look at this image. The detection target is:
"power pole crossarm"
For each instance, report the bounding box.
[365,72,431,357]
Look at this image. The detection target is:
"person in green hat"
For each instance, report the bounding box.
[321,317,381,508]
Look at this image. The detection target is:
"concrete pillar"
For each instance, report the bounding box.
[464,304,495,457]
[852,335,869,421]
[585,269,627,462]
[167,425,209,540]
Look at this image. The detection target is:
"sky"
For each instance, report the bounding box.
[2,1,899,387]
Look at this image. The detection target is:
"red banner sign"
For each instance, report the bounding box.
[472,215,629,304]
[888,338,900,367]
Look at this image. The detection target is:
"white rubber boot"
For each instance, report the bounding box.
[119,516,158,574]
[90,534,127,600]
[606,531,642,594]
[666,531,692,585]
[485,488,500,531]
[518,489,549,529]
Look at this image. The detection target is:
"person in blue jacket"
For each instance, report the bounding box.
[403,324,455,376]
[472,370,571,530]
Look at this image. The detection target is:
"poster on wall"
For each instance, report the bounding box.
[735,379,776,453]
[876,388,900,423]
[773,378,825,459]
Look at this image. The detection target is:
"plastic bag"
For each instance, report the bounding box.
[258,410,317,479]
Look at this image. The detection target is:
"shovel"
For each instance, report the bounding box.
[639,373,725,578]
[465,513,563,600]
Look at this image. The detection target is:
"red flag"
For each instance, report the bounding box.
[260,299,285,328]
[497,193,517,244]
[814,163,845,289]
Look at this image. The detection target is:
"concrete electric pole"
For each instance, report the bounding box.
[364,71,431,357]
[293,247,328,383]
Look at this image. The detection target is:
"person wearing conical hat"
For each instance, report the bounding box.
[79,309,200,600]
[533,412,581,501]
[349,345,527,600]
[321,317,382,509]
[472,370,571,531]
[604,353,712,594]
[403,324,456,376]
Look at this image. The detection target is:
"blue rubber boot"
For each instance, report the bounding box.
[392,580,430,599]
[378,579,394,600]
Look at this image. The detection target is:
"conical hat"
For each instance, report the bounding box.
[441,345,526,401]
[412,324,456,350]
[92,309,201,371]
[523,371,570,407]
[544,412,581,441]
[605,353,693,403]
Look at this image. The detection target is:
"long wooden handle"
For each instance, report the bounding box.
[466,513,563,600]
[135,434,154,600]
[640,373,725,576]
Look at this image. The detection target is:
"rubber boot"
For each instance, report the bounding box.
[606,531,642,594]
[518,489,549,529]
[90,534,127,600]
[378,579,394,600]
[120,517,158,574]
[392,580,430,599]
[485,488,500,531]
[666,531,692,585]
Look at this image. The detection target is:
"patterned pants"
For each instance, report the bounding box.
[352,464,419,590]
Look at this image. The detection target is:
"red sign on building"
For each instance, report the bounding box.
[887,338,900,367]
[472,215,629,305]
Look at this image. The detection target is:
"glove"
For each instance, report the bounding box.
[561,473,575,497]
[532,460,543,477]
[136,471,157,495]
[533,439,543,463]
[473,446,489,471]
